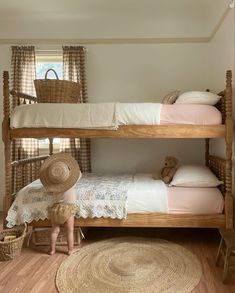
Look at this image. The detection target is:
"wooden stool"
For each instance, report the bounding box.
[216,229,235,282]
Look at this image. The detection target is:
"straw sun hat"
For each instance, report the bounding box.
[39,153,81,193]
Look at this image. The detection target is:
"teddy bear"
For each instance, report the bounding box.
[160,156,178,184]
[158,156,178,184]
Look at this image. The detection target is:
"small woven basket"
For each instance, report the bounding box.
[34,69,81,103]
[0,224,27,261]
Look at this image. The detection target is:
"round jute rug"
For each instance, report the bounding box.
[56,237,202,293]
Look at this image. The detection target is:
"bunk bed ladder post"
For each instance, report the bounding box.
[205,138,210,167]
[225,70,233,229]
[2,71,12,228]
[49,138,54,155]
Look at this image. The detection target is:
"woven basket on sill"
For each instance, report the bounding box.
[34,69,81,103]
[0,224,27,261]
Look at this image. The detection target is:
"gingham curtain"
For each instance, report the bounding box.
[61,46,91,172]
[11,46,39,190]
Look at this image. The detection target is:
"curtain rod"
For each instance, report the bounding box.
[35,48,88,54]
[36,49,62,52]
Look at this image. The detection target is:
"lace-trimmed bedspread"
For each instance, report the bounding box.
[6,174,133,228]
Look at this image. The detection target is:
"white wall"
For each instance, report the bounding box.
[0,8,234,211]
[87,43,210,173]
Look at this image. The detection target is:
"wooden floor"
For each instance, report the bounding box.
[1,224,235,292]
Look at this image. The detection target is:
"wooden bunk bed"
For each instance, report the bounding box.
[2,70,234,229]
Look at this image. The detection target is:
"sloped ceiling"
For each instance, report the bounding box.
[0,0,231,40]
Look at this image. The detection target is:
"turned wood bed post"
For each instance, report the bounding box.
[205,138,210,167]
[225,70,233,229]
[2,71,12,227]
[49,138,53,155]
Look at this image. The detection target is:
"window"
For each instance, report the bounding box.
[35,52,63,154]
[36,53,63,79]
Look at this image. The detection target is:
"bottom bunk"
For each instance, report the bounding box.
[5,155,231,229]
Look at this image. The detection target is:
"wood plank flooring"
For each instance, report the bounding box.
[1,223,235,292]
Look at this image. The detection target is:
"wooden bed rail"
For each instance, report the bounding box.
[11,154,49,193]
[11,155,49,168]
[10,89,37,105]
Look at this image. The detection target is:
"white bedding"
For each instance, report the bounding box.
[116,103,162,125]
[127,174,167,213]
[6,173,224,228]
[11,103,118,129]
[6,173,167,228]
[10,103,162,129]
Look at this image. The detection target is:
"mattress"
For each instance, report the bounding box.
[160,104,222,125]
[6,173,224,227]
[10,102,222,129]
[167,186,224,214]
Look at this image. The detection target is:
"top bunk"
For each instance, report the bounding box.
[2,70,233,140]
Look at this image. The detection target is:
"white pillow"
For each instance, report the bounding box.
[169,165,222,187]
[175,91,221,105]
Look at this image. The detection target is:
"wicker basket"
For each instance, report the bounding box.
[34,69,81,103]
[0,224,27,261]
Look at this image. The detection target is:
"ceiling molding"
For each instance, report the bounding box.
[209,6,231,40]
[0,5,232,45]
[0,37,210,45]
